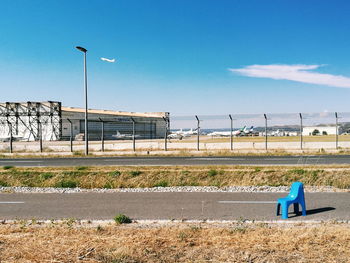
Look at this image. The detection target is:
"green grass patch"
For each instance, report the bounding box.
[207,169,218,177]
[55,180,77,188]
[129,170,142,177]
[153,180,169,187]
[41,173,54,180]
[0,180,9,187]
[114,214,132,224]
[109,171,121,177]
[76,166,88,171]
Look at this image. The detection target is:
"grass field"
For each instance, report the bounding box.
[0,222,349,262]
[1,165,350,189]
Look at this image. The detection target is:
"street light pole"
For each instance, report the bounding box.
[76,46,89,155]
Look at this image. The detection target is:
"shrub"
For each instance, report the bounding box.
[114,214,132,224]
[289,169,306,175]
[41,173,54,180]
[76,166,88,171]
[181,170,190,175]
[109,171,121,177]
[3,166,14,170]
[103,182,112,189]
[154,180,168,187]
[55,180,77,188]
[207,169,218,177]
[0,180,9,187]
[129,170,141,177]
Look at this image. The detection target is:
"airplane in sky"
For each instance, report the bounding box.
[112,131,140,140]
[207,126,246,137]
[101,57,116,63]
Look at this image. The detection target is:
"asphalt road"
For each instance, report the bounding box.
[0,192,348,221]
[0,155,350,166]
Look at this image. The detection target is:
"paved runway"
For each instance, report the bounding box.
[0,192,348,221]
[0,155,350,166]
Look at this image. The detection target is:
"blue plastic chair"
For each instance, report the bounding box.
[277,182,306,219]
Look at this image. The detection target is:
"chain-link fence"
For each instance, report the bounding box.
[1,111,350,153]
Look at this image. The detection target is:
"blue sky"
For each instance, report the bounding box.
[1,0,350,116]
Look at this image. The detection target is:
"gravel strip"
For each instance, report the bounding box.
[0,185,346,193]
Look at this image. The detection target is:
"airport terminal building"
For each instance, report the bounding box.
[0,101,169,141]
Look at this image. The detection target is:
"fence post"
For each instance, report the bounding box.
[163,117,168,151]
[335,112,338,149]
[229,114,233,151]
[99,118,104,152]
[195,115,200,151]
[264,114,267,150]
[67,119,73,152]
[131,118,136,152]
[299,113,303,150]
[7,121,13,153]
[39,121,43,153]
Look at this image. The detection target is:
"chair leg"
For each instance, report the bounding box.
[293,203,300,215]
[301,202,306,216]
[277,203,281,216]
[282,203,289,219]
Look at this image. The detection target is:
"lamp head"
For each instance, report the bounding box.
[76,46,87,53]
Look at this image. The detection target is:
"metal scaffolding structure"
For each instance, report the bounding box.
[0,101,62,141]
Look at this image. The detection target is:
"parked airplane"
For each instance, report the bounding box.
[0,135,24,142]
[167,128,198,140]
[242,126,259,136]
[112,131,140,140]
[207,126,246,137]
[182,128,198,136]
[270,129,284,137]
[167,133,184,140]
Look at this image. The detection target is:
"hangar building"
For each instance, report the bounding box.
[0,101,169,141]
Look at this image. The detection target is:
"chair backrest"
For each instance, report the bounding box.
[288,182,304,199]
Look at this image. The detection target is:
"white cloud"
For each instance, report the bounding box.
[229,64,350,88]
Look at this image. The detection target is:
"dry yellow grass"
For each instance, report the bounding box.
[0,222,349,262]
[1,165,350,189]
